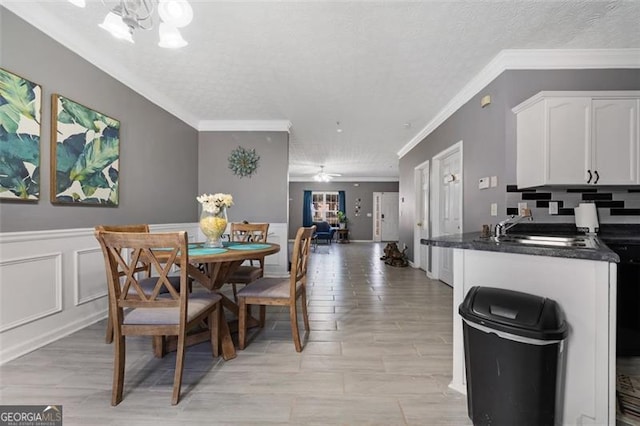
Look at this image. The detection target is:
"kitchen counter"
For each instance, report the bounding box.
[421,232,619,262]
[425,226,618,424]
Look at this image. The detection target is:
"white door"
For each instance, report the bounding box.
[381,192,399,241]
[432,142,463,286]
[414,161,430,272]
[373,192,399,242]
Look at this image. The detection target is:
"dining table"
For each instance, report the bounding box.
[154,240,280,360]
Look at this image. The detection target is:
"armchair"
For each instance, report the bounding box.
[312,221,336,245]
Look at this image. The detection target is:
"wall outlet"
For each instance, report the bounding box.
[517,202,527,214]
[490,203,498,216]
[490,176,498,187]
[479,177,489,189]
[549,201,559,215]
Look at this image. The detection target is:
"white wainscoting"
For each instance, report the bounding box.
[0,222,289,365]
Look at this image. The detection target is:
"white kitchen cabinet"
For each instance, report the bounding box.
[592,99,639,185]
[514,91,640,188]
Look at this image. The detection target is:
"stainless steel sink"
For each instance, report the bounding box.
[515,235,581,243]
[485,234,598,249]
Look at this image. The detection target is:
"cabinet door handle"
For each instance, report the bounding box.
[594,170,600,184]
[587,169,593,184]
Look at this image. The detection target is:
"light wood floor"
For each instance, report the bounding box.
[0,242,471,425]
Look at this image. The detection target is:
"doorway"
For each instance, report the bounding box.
[373,192,399,242]
[414,160,430,273]
[431,141,463,286]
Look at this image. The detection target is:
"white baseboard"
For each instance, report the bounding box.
[0,309,107,364]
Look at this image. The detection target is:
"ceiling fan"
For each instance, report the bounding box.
[314,166,341,182]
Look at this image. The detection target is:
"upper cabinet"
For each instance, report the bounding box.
[514,92,640,188]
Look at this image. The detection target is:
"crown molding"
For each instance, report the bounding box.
[2,1,200,129]
[198,120,292,132]
[289,176,399,183]
[397,48,640,158]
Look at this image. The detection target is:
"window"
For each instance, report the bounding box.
[312,192,339,225]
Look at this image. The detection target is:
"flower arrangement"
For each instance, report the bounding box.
[197,193,234,214]
[197,193,233,247]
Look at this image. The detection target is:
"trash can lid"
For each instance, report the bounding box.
[459,286,568,341]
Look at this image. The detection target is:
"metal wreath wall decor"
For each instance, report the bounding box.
[228,146,259,178]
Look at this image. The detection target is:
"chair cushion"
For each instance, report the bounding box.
[227,265,262,284]
[237,277,302,299]
[123,293,221,325]
[128,275,183,295]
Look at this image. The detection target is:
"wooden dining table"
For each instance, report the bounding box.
[154,241,280,360]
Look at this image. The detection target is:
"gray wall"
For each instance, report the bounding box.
[0,8,199,232]
[399,69,640,262]
[198,131,289,223]
[289,181,399,240]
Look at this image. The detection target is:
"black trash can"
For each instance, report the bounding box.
[459,286,568,426]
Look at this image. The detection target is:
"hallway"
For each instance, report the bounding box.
[0,242,470,425]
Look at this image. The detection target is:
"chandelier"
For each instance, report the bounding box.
[68,0,193,48]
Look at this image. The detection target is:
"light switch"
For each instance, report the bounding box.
[491,203,498,216]
[549,201,559,215]
[479,177,489,189]
[490,176,498,187]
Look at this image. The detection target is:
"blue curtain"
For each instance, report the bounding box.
[338,191,346,214]
[303,190,313,226]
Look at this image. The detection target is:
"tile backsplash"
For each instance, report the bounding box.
[506,185,640,224]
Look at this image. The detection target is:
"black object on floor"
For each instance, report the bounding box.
[459,286,568,426]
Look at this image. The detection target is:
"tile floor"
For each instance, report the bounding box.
[0,242,471,425]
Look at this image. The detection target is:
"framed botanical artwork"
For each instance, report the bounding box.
[0,68,42,202]
[51,94,120,206]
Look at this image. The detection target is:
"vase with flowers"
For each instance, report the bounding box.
[197,193,234,247]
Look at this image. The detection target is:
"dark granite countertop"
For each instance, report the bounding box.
[421,231,620,263]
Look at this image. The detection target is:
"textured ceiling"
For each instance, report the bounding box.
[3,0,640,180]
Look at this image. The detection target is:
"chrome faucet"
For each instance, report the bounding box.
[495,208,533,237]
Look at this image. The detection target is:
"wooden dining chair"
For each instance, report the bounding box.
[237,225,315,352]
[96,224,187,344]
[226,222,270,301]
[95,230,222,406]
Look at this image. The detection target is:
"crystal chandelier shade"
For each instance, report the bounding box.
[70,0,193,48]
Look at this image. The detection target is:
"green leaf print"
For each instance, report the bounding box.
[0,131,39,164]
[0,154,38,199]
[0,70,38,134]
[60,97,100,132]
[56,133,86,174]
[69,132,118,183]
[0,131,39,199]
[80,171,109,197]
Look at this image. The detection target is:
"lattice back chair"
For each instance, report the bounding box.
[96,224,188,344]
[95,230,222,405]
[237,225,315,352]
[226,223,270,301]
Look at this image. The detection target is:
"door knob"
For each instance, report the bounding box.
[417,222,422,227]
